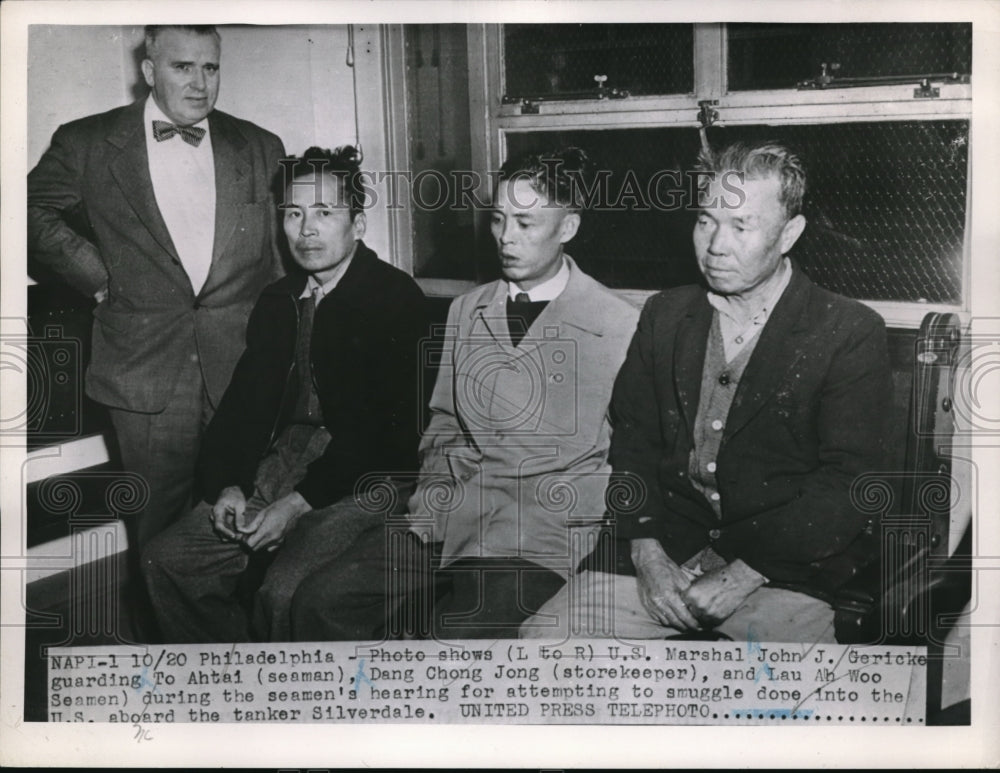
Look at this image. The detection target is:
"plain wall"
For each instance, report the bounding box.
[28,25,361,167]
[26,23,402,263]
[28,26,141,167]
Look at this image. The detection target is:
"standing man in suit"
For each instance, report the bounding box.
[28,26,286,551]
[522,141,892,642]
[142,146,428,642]
[290,148,641,641]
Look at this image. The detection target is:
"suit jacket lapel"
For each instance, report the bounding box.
[673,294,712,438]
[208,111,251,274]
[723,269,812,441]
[498,256,611,363]
[106,101,181,266]
[471,281,515,351]
[537,256,606,339]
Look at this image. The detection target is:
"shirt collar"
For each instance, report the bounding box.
[144,94,210,135]
[299,250,356,301]
[706,257,792,326]
[507,256,571,302]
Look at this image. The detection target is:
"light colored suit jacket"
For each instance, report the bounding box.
[408,256,640,575]
[27,99,286,411]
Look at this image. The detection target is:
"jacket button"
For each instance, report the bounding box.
[708,528,721,540]
[193,301,202,310]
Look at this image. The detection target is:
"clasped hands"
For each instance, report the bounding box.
[210,486,311,552]
[631,538,766,631]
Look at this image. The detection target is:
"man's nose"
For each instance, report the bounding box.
[191,68,207,91]
[498,219,516,244]
[708,224,732,254]
[299,215,317,236]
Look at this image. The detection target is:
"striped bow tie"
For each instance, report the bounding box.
[152,120,206,147]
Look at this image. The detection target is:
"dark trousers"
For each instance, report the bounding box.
[141,425,384,642]
[108,355,211,641]
[290,524,566,642]
[107,354,211,551]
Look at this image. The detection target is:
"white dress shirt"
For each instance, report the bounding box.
[506,255,571,302]
[144,96,216,295]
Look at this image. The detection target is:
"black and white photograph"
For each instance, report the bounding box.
[1,0,998,767]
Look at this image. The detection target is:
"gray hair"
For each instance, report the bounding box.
[697,141,807,218]
[144,25,220,59]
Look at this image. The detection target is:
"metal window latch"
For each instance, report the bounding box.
[501,75,630,114]
[501,95,543,113]
[593,74,630,100]
[913,78,940,99]
[698,99,720,128]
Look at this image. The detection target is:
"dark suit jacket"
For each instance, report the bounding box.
[198,242,429,510]
[27,99,286,412]
[605,268,893,600]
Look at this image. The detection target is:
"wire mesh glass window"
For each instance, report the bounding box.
[727,23,972,91]
[504,119,967,303]
[503,24,694,99]
[405,25,477,280]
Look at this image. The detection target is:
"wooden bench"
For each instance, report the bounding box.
[22,289,970,722]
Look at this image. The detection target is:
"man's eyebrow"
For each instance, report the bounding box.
[170,58,218,67]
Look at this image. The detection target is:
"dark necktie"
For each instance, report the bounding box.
[292,289,321,423]
[507,292,548,347]
[152,119,206,147]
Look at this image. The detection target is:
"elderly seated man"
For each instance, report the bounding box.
[522,140,892,643]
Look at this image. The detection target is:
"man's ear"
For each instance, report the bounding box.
[352,212,367,241]
[559,211,581,244]
[779,214,806,255]
[141,59,155,89]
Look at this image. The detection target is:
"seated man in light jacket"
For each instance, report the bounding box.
[290,147,641,641]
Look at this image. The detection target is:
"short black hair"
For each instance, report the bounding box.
[498,147,594,213]
[279,145,366,221]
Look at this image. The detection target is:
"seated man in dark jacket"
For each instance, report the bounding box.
[522,141,892,642]
[143,146,428,642]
